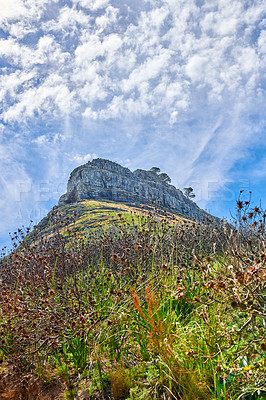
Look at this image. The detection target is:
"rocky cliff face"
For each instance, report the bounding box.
[58,159,215,222]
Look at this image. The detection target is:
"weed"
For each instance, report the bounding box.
[0,197,265,399]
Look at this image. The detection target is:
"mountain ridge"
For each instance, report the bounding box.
[58,158,217,223]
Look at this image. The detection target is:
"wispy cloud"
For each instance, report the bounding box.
[0,0,265,246]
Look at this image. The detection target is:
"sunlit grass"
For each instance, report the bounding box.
[0,198,265,399]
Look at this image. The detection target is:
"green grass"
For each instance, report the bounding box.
[0,200,265,399]
[26,199,191,243]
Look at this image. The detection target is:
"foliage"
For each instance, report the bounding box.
[183,187,196,199]
[0,196,265,399]
[149,167,171,183]
[149,167,161,174]
[158,173,171,183]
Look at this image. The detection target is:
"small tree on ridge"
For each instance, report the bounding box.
[183,187,195,199]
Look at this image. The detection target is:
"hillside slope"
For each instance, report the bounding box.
[28,199,196,243]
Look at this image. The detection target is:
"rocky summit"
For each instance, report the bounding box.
[59,158,216,222]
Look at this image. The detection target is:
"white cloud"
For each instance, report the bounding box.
[0,38,33,66]
[235,47,258,74]
[33,132,66,145]
[258,30,266,55]
[95,6,119,31]
[70,153,96,164]
[73,0,110,10]
[0,34,68,70]
[0,0,265,241]
[186,55,208,82]
[0,0,60,38]
[8,21,36,39]
[201,1,241,36]
[82,107,98,119]
[121,51,172,92]
[217,17,238,36]
[1,0,264,123]
[0,70,35,102]
[43,6,91,33]
[102,33,123,57]
[75,35,104,63]
[0,0,27,21]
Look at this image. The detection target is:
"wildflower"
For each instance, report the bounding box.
[237,201,243,210]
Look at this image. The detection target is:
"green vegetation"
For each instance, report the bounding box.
[0,196,265,399]
[25,200,189,245]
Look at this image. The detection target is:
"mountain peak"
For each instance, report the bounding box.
[58,159,214,222]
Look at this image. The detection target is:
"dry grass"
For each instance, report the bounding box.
[0,196,265,399]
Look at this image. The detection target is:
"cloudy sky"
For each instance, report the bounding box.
[0,0,265,250]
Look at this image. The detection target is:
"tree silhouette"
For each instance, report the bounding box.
[158,173,171,183]
[183,187,195,199]
[150,167,161,174]
[149,167,171,183]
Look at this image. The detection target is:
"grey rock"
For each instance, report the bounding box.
[58,158,218,222]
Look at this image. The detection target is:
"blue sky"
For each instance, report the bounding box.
[0,0,265,250]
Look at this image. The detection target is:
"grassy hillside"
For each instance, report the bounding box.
[26,199,195,244]
[0,199,265,400]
